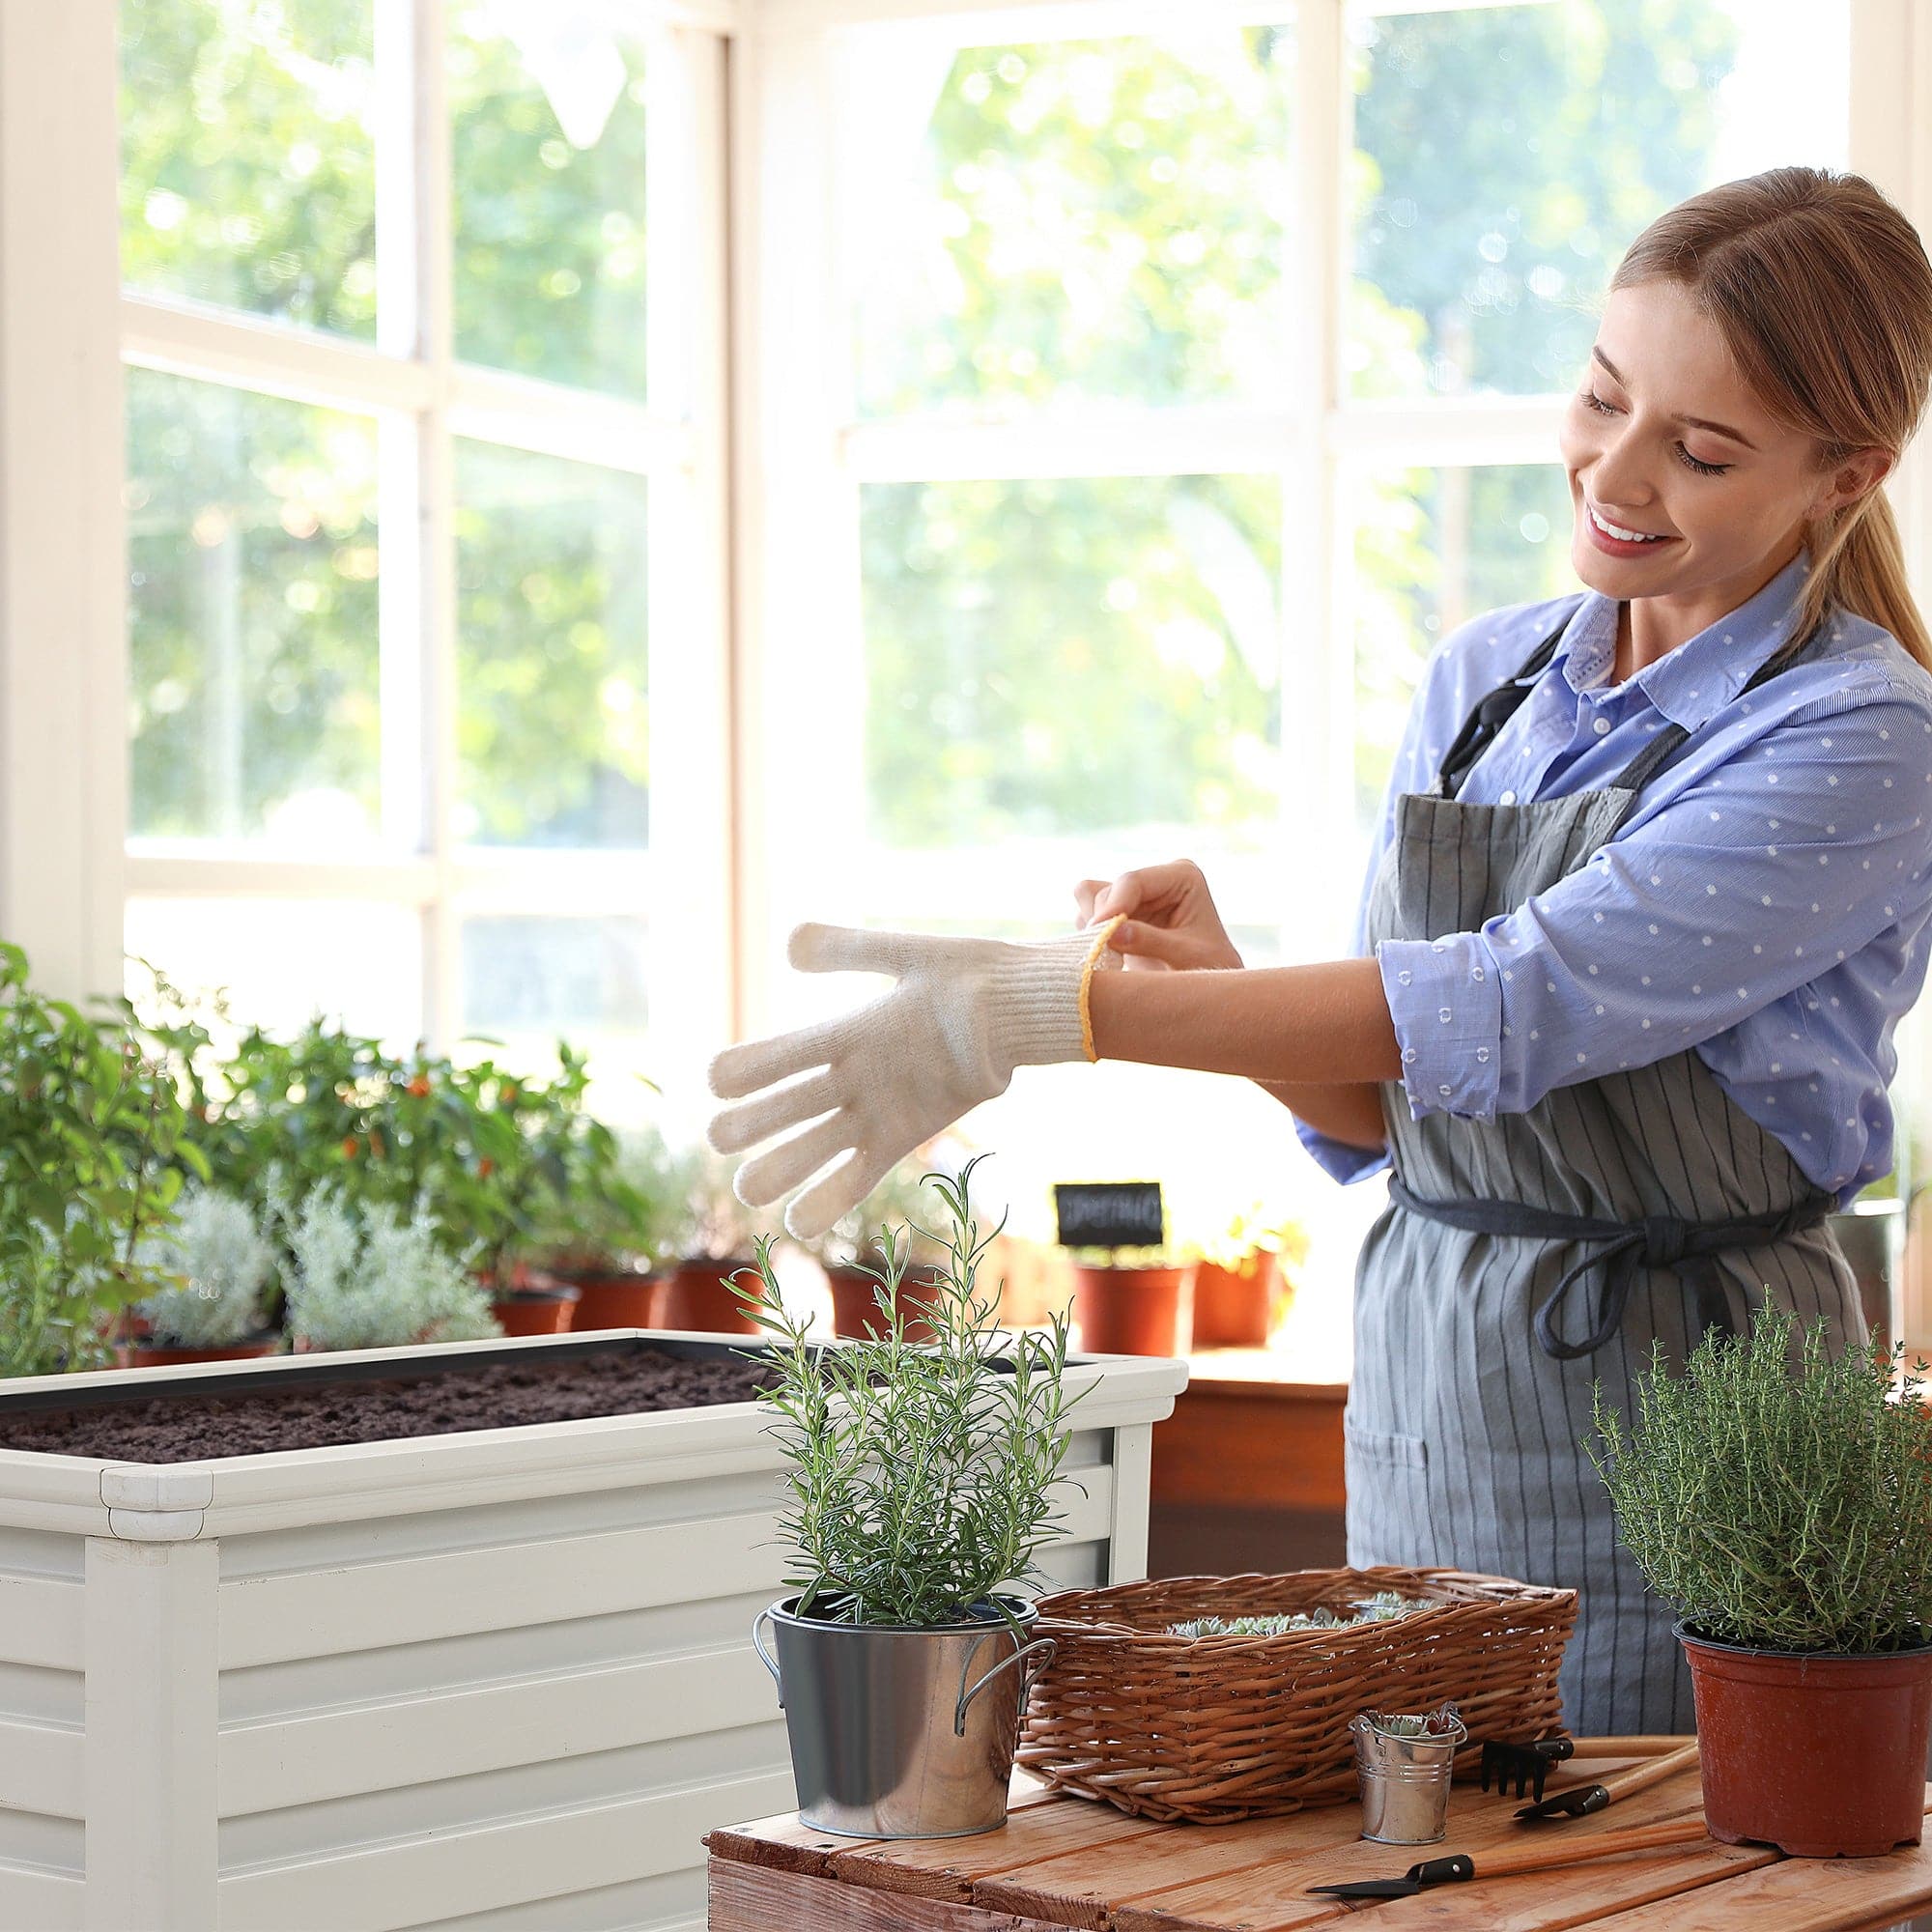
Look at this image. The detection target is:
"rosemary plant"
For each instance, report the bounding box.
[733,1155,1082,1629]
[1590,1305,1932,1654]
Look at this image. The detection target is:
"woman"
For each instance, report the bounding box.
[708,168,1932,1732]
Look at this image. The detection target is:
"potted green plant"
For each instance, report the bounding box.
[653,1143,762,1333]
[1186,1202,1309,1350]
[280,1184,502,1352]
[1590,1306,1932,1858]
[528,1121,683,1331]
[131,1188,281,1364]
[0,942,201,1376]
[737,1157,1077,1837]
[1068,1238,1193,1357]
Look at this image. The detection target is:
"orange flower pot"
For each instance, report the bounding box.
[1070,1264,1190,1357]
[1187,1251,1287,1349]
[554,1268,659,1332]
[825,1264,947,1343]
[490,1285,580,1337]
[654,1259,761,1335]
[1681,1626,1932,1857]
[130,1335,282,1367]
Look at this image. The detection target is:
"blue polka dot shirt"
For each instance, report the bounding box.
[1297,551,1932,1208]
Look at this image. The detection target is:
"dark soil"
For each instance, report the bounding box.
[0,1347,781,1463]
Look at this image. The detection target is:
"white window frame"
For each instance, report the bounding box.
[30,0,737,1104]
[731,0,1932,1330]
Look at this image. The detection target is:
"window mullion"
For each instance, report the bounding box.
[414,0,461,1054]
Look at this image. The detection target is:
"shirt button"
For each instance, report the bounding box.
[1593,717,1611,736]
[1498,789,1517,806]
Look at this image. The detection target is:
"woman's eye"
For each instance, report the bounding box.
[1580,387,1732,476]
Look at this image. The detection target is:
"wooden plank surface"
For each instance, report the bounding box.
[707,1747,1932,1932]
[709,1859,1067,1930]
[1579,1837,1932,1931]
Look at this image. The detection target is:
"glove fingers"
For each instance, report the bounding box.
[708,1016,847,1100]
[707,1067,841,1157]
[789,922,926,977]
[783,1148,891,1244]
[733,1113,859,1210]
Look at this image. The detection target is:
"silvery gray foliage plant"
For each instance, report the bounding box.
[281,1184,500,1352]
[135,1188,276,1348]
[734,1155,1082,1629]
[1166,1593,1420,1640]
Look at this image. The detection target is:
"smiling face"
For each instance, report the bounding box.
[1557,279,1889,662]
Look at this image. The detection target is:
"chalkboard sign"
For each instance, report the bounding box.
[1053,1181,1164,1250]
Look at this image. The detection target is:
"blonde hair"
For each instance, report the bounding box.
[1610,167,1932,670]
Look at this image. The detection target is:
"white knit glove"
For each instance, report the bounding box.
[706,917,1124,1240]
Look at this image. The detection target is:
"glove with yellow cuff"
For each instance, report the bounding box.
[705,917,1123,1240]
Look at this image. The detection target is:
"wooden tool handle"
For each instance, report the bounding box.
[1565,1735,1696,1758]
[1595,1739,1701,1804]
[1470,1814,1709,1880]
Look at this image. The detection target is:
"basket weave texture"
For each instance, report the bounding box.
[1016,1567,1577,1824]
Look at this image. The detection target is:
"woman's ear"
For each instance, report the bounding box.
[1811,447,1895,520]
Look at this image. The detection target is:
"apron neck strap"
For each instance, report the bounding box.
[1434,614,1573,801]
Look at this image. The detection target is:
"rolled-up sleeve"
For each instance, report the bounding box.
[1382,684,1932,1124]
[1377,931,1506,1122]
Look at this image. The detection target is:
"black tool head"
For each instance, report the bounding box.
[1479,1735,1575,1802]
[1306,1878,1424,1899]
[1515,1780,1609,1822]
[1308,1854,1475,1899]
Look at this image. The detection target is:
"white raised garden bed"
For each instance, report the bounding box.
[0,1330,1183,1932]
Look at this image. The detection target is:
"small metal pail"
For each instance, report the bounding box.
[752,1594,1056,1838]
[1350,1710,1469,1844]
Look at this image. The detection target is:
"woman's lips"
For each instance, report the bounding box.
[1583,499,1680,558]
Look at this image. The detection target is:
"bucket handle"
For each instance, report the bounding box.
[954,1634,1057,1737]
[751,1606,783,1707]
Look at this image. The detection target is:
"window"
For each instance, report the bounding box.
[744,0,1858,1313]
[117,0,728,1110]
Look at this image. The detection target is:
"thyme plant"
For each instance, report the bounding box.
[1590,1306,1932,1654]
[733,1156,1082,1628]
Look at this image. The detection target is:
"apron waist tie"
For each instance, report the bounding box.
[1386,1179,1836,1361]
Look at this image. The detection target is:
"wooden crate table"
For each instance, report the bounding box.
[706,1745,1932,1931]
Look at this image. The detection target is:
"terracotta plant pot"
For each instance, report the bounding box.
[1070,1264,1190,1357]
[130,1334,282,1368]
[655,1259,761,1335]
[1187,1251,1286,1350]
[1680,1625,1932,1857]
[549,1266,659,1332]
[490,1285,580,1338]
[825,1264,947,1344]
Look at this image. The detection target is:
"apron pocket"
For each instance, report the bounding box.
[1343,1420,1428,1471]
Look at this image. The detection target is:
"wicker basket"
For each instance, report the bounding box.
[1016,1567,1577,1824]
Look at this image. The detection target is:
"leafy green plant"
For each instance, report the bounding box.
[0,944,204,1376]
[527,1120,675,1275]
[136,1189,277,1349]
[733,1155,1083,1628]
[279,1184,501,1352]
[666,1143,761,1264]
[1590,1306,1932,1654]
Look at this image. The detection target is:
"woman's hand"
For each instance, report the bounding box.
[1074,860,1243,972]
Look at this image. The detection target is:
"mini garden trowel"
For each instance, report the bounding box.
[1306,1814,1709,1899]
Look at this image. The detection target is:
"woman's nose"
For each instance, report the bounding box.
[1588,427,1659,509]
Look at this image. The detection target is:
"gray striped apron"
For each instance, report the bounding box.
[1345,611,1862,1736]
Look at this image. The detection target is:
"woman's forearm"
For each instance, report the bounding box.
[1087,957,1403,1086]
[1255,1078,1389,1150]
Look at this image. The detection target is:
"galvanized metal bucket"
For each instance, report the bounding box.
[1350,1710,1469,1844]
[753,1594,1056,1838]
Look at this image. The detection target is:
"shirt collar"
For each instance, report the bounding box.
[1555,551,1815,732]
